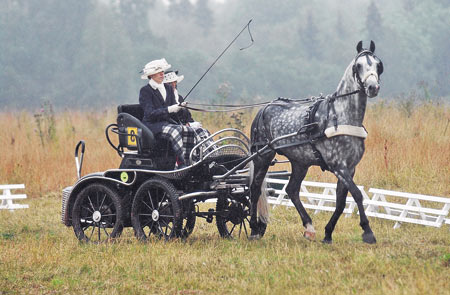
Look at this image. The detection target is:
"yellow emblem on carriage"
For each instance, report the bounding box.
[127,127,138,146]
[120,172,129,183]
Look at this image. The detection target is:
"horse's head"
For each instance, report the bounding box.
[352,40,383,98]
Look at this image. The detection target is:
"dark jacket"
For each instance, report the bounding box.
[177,94,194,125]
[139,83,179,135]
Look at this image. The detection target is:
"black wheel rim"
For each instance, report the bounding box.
[181,202,196,238]
[76,188,118,243]
[217,196,251,239]
[136,185,176,240]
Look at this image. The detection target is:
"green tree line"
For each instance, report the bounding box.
[0,0,449,110]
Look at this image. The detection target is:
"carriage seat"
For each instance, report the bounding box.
[116,104,177,170]
[117,104,157,152]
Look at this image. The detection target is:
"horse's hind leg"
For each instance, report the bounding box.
[322,179,348,244]
[334,169,376,244]
[249,152,274,239]
[286,163,315,240]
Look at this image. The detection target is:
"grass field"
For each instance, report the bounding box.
[0,100,449,294]
[1,196,449,294]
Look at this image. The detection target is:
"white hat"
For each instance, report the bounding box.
[163,70,184,84]
[140,58,171,79]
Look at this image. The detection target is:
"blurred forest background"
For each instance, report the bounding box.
[1,0,449,110]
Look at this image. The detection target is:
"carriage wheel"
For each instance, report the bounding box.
[72,183,123,243]
[216,193,265,239]
[181,200,196,239]
[131,177,182,241]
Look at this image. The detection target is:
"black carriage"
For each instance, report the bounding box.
[61,104,265,242]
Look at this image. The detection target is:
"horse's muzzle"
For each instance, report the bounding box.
[365,78,380,98]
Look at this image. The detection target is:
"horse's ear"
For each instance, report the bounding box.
[370,40,376,53]
[356,41,363,53]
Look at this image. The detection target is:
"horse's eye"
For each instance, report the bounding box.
[356,64,362,71]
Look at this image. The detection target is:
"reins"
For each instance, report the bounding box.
[183,90,361,113]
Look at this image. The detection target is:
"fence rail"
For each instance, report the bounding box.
[265,176,450,229]
[0,184,29,211]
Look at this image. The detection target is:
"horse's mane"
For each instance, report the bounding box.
[336,62,355,94]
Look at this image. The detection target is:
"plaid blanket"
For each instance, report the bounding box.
[160,124,217,165]
[160,124,195,161]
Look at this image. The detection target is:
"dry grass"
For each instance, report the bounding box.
[1,100,448,198]
[0,100,449,294]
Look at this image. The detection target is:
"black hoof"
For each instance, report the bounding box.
[321,238,332,244]
[362,232,377,244]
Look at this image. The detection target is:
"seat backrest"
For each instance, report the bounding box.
[117,104,155,150]
[117,104,144,121]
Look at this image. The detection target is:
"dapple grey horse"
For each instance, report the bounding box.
[249,41,383,244]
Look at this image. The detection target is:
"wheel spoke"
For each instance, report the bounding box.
[96,191,100,210]
[157,191,168,210]
[103,220,115,228]
[243,221,248,237]
[159,218,171,228]
[238,222,243,238]
[101,213,116,217]
[147,190,155,209]
[141,218,154,229]
[158,214,174,218]
[82,223,93,231]
[87,196,96,212]
[99,192,107,210]
[88,225,96,240]
[156,222,164,236]
[229,223,236,235]
[141,200,153,212]
[100,222,110,237]
[99,202,113,215]
[159,220,173,234]
[81,205,94,214]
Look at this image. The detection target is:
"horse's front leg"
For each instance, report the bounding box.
[322,179,348,244]
[285,164,315,240]
[334,169,376,244]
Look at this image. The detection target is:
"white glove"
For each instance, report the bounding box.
[190,121,202,129]
[168,104,181,113]
[180,101,187,107]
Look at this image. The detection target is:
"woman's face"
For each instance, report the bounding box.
[170,81,177,89]
[150,71,164,84]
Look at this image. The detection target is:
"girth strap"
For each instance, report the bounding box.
[324,125,368,138]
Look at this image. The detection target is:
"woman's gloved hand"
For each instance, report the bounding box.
[189,121,202,129]
[168,104,181,113]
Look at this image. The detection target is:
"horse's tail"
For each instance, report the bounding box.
[249,162,270,224]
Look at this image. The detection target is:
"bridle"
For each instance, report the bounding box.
[352,50,383,92]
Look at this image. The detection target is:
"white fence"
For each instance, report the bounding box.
[265,176,450,229]
[0,184,29,211]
